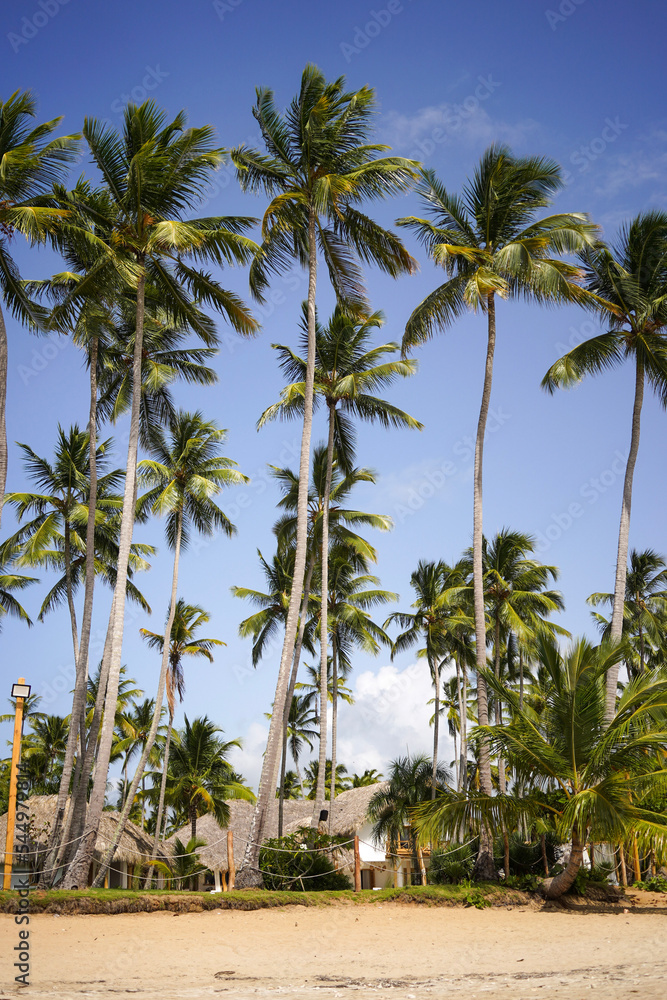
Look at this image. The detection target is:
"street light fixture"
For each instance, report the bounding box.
[3,677,30,890]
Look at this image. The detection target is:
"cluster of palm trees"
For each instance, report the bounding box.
[1,61,667,891]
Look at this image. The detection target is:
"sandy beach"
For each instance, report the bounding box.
[2,894,666,999]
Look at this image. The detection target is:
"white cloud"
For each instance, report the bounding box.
[381,103,539,158]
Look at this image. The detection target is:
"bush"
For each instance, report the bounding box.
[505,873,542,892]
[258,830,352,892]
[633,875,667,893]
[430,842,475,885]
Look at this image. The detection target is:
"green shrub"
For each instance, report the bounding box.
[259,830,352,892]
[633,875,667,893]
[430,842,475,885]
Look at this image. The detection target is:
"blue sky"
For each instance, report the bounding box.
[1,0,666,789]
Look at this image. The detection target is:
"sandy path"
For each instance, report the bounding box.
[2,899,666,999]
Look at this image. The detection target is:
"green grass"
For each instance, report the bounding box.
[0,883,529,914]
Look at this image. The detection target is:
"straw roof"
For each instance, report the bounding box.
[0,795,165,866]
[166,784,388,872]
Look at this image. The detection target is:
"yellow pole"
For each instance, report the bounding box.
[3,678,27,890]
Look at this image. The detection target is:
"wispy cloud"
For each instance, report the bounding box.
[381,102,539,158]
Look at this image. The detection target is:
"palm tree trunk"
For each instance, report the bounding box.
[542,828,584,899]
[313,402,335,826]
[278,727,288,838]
[190,803,197,843]
[540,833,549,877]
[148,709,173,876]
[328,632,339,831]
[431,656,440,799]
[606,355,645,721]
[90,504,182,887]
[63,272,147,888]
[48,338,99,878]
[0,304,7,530]
[237,207,319,883]
[471,292,497,882]
[460,659,468,791]
[519,647,525,710]
[494,615,506,795]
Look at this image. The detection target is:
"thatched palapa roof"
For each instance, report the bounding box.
[0,795,164,867]
[166,783,388,871]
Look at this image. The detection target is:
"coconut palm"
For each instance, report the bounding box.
[93,412,246,885]
[140,600,225,855]
[589,548,667,677]
[264,693,319,834]
[114,698,166,829]
[259,305,421,821]
[0,541,36,631]
[398,149,598,845]
[351,769,383,787]
[231,65,418,873]
[368,754,451,885]
[304,759,351,799]
[61,100,258,889]
[0,90,79,527]
[164,715,254,840]
[416,635,667,898]
[542,213,667,718]
[386,559,470,798]
[21,715,69,793]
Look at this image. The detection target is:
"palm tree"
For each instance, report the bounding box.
[0,90,79,527]
[589,548,667,677]
[114,698,166,829]
[416,635,667,898]
[140,600,225,852]
[398,148,598,845]
[164,715,254,840]
[386,559,470,798]
[264,693,319,833]
[543,213,667,717]
[231,65,418,875]
[303,759,351,799]
[0,541,36,631]
[61,100,257,889]
[259,305,422,822]
[22,715,69,793]
[93,412,246,885]
[351,769,383,787]
[368,754,451,885]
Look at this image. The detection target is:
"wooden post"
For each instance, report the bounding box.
[632,837,641,883]
[3,679,28,890]
[618,843,628,887]
[354,835,361,892]
[227,830,235,891]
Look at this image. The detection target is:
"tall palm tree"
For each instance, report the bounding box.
[416,635,667,898]
[543,213,667,718]
[93,412,246,885]
[0,541,36,631]
[114,698,166,829]
[231,65,418,875]
[397,149,598,871]
[61,101,257,889]
[140,600,225,855]
[259,305,421,822]
[264,693,319,833]
[22,714,69,793]
[0,90,79,527]
[589,548,667,677]
[386,559,470,797]
[164,715,254,841]
[368,754,451,885]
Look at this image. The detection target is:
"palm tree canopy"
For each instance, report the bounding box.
[231,63,418,312]
[398,145,599,350]
[542,212,667,402]
[258,305,423,471]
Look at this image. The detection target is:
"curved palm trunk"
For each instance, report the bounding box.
[40,339,99,884]
[63,272,146,888]
[145,709,174,883]
[328,633,339,830]
[542,828,584,899]
[460,660,468,791]
[494,615,506,795]
[92,506,182,887]
[0,305,7,529]
[278,554,316,835]
[455,659,464,791]
[431,655,440,799]
[313,403,335,826]
[472,292,496,881]
[606,355,645,722]
[238,207,318,883]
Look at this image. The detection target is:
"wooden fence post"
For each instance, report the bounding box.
[354,835,361,892]
[227,830,235,891]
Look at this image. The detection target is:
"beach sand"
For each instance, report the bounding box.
[2,893,666,999]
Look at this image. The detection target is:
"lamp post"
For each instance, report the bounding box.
[3,679,31,890]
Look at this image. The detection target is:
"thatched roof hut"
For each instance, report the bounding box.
[167,784,389,873]
[0,795,163,868]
